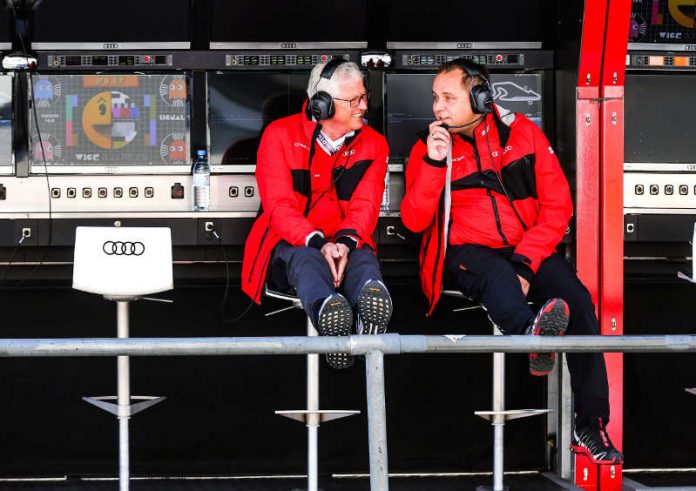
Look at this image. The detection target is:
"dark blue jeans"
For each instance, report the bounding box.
[444,244,609,428]
[269,242,384,328]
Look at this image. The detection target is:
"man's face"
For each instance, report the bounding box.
[329,77,368,132]
[432,69,476,130]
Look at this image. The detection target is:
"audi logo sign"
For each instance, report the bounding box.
[73,227,172,297]
[102,240,145,256]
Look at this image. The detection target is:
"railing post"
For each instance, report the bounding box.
[365,349,389,490]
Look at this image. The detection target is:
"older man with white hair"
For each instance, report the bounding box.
[242,59,392,369]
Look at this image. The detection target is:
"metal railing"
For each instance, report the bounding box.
[1,333,695,491]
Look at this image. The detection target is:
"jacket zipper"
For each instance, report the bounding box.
[472,144,508,245]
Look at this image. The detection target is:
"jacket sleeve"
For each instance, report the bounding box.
[400,140,448,233]
[334,138,389,247]
[512,128,573,275]
[255,123,318,246]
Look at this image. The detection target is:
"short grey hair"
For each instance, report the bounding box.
[306,60,364,99]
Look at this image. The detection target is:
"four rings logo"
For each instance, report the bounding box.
[102,241,145,256]
[102,43,120,49]
[280,42,297,49]
[456,42,474,49]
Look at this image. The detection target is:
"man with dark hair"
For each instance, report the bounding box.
[242,59,392,369]
[401,58,623,463]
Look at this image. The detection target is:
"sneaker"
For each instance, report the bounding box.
[356,280,393,335]
[316,294,354,369]
[572,420,624,464]
[526,298,569,376]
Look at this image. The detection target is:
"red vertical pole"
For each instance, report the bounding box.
[575,0,630,488]
[576,0,607,311]
[575,90,601,304]
[598,0,631,463]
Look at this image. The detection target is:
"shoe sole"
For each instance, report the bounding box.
[570,444,624,465]
[316,295,354,369]
[529,299,569,376]
[357,281,393,335]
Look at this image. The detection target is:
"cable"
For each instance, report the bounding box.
[11,72,54,287]
[3,4,53,285]
[208,226,254,325]
[2,233,25,282]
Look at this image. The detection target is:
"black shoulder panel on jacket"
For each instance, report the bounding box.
[291,169,310,198]
[334,159,373,201]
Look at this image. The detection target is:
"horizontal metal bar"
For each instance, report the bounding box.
[0,334,694,358]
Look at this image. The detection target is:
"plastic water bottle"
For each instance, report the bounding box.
[192,149,210,211]
[380,170,391,213]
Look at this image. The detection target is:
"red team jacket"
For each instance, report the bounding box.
[242,106,389,303]
[401,106,573,315]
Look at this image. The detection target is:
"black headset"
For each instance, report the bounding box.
[451,58,494,114]
[307,57,349,121]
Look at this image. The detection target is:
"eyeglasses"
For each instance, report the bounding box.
[333,92,369,108]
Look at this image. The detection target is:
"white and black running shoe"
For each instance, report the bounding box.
[356,280,393,335]
[572,420,624,464]
[316,294,353,369]
[526,298,569,376]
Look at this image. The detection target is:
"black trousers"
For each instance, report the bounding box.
[270,242,384,329]
[444,244,609,427]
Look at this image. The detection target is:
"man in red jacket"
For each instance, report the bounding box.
[242,59,392,369]
[401,59,622,463]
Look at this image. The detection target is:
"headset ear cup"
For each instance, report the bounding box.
[470,84,493,114]
[308,91,334,121]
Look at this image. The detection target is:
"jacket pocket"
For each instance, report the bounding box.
[501,154,537,200]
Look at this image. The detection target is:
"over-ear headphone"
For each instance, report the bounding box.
[452,58,494,114]
[307,57,348,121]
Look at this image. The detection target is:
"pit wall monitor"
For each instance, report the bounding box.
[0,6,11,50]
[0,74,12,174]
[388,0,546,47]
[624,73,696,214]
[31,0,190,50]
[209,0,367,49]
[629,0,696,51]
[385,72,544,170]
[29,73,190,174]
[207,71,309,172]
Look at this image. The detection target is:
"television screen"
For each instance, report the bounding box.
[210,0,367,43]
[0,6,11,49]
[207,72,310,169]
[625,74,696,163]
[0,74,12,171]
[629,0,696,46]
[388,0,546,44]
[385,72,545,167]
[32,0,190,48]
[29,73,190,173]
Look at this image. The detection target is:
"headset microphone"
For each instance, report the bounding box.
[440,114,485,131]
